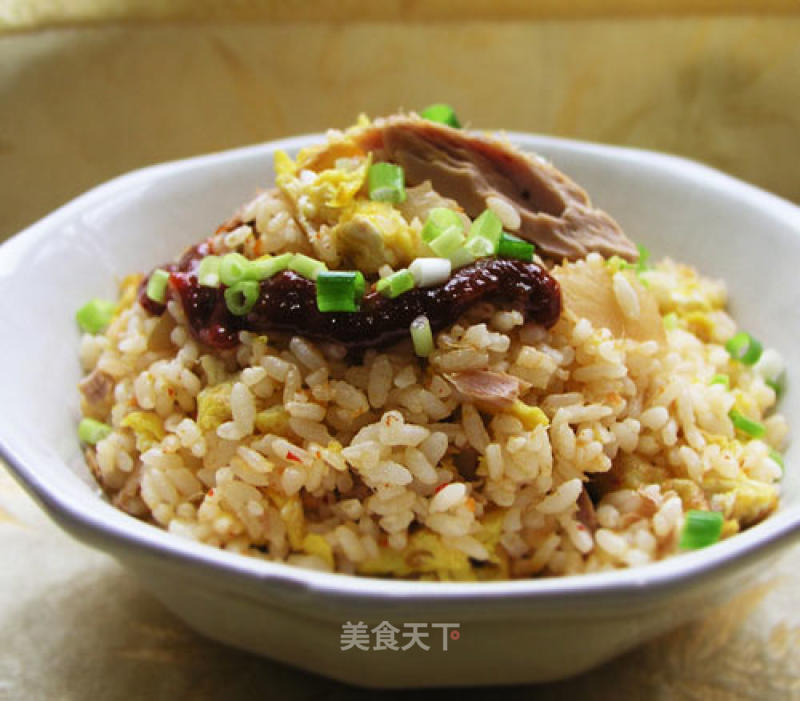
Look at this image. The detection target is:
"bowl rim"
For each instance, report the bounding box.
[2,130,800,608]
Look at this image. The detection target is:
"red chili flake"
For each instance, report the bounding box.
[208,489,215,497]
[286,451,302,463]
[167,388,176,397]
[434,483,448,494]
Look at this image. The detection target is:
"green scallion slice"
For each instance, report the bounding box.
[410,315,434,357]
[465,236,495,259]
[78,417,112,445]
[316,271,365,312]
[368,162,406,204]
[429,225,466,259]
[75,299,116,334]
[662,312,679,330]
[768,448,784,472]
[251,252,293,281]
[729,408,766,439]
[219,252,253,287]
[449,246,476,270]
[420,103,461,128]
[497,232,534,262]
[376,269,415,299]
[710,374,730,389]
[766,374,786,400]
[679,509,724,550]
[635,243,651,273]
[290,253,328,281]
[224,280,259,316]
[197,255,222,288]
[146,269,170,304]
[421,208,464,243]
[725,331,763,366]
[409,257,451,287]
[467,210,503,252]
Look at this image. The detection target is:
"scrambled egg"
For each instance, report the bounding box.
[196,382,233,433]
[254,406,290,435]
[642,262,727,315]
[334,201,418,272]
[274,124,426,272]
[120,411,165,452]
[357,509,508,581]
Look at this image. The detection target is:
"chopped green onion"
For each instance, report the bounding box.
[465,235,495,259]
[497,232,534,262]
[316,271,365,312]
[219,253,253,287]
[290,253,328,281]
[449,246,476,269]
[75,299,116,334]
[368,162,406,204]
[710,374,730,389]
[421,208,464,243]
[766,374,786,400]
[78,417,112,445]
[429,225,466,259]
[607,255,633,273]
[768,448,784,472]
[376,269,415,298]
[409,257,451,287]
[725,331,763,366]
[224,280,259,316]
[251,252,293,281]
[146,269,170,304]
[420,103,461,128]
[197,255,222,287]
[662,312,679,330]
[729,408,766,438]
[679,509,724,550]
[410,315,434,357]
[635,243,651,273]
[467,209,503,254]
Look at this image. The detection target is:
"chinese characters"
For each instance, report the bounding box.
[340,621,461,651]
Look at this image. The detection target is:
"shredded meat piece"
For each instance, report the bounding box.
[446,370,523,410]
[453,446,480,481]
[78,368,115,420]
[354,114,637,262]
[112,464,148,517]
[576,488,597,532]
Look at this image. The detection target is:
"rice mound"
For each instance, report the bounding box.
[78,133,787,581]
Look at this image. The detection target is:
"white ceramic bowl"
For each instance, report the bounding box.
[1,133,799,688]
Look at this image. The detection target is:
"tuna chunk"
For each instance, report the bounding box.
[446,370,523,410]
[354,115,637,262]
[78,368,115,420]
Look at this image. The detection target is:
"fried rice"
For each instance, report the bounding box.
[76,112,788,580]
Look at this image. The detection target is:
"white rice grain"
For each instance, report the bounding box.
[536,478,583,515]
[486,195,521,231]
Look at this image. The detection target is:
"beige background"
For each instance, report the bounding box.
[2,5,800,699]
